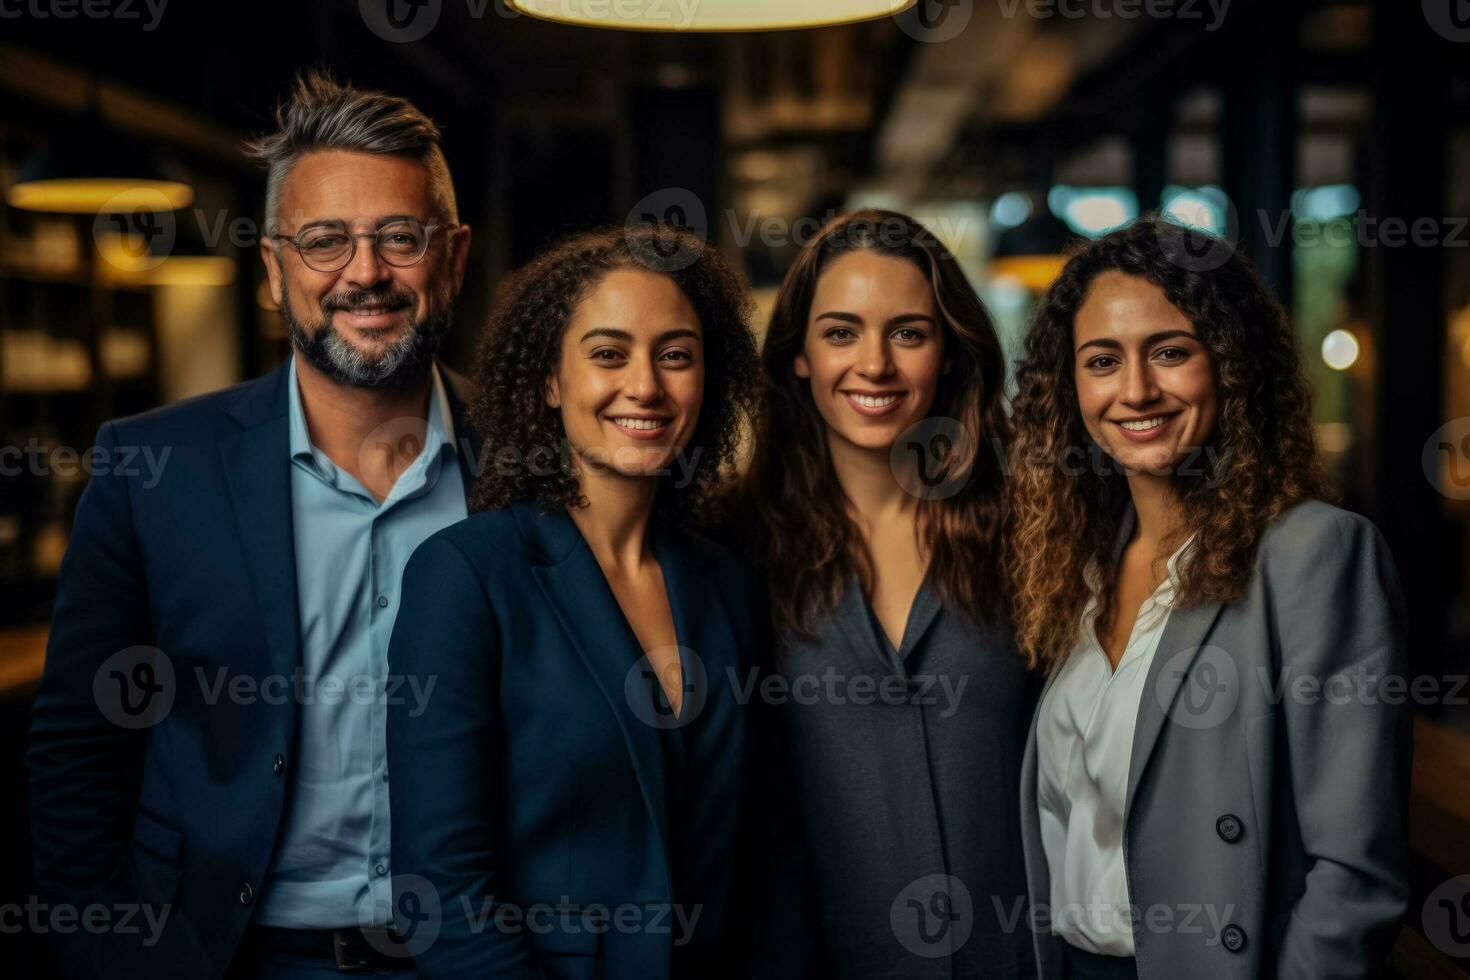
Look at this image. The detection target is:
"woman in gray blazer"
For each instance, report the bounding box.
[1006,218,1410,980]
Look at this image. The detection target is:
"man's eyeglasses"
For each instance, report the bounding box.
[269,219,452,273]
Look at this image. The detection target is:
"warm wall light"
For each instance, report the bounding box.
[1321,328,1360,371]
[989,206,1074,292]
[507,0,913,31]
[989,255,1068,292]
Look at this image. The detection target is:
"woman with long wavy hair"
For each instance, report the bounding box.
[385,223,800,979]
[1008,217,1409,980]
[736,209,1037,977]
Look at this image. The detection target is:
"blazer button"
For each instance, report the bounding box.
[273,754,286,776]
[239,882,255,906]
[1221,924,1246,952]
[1216,814,1243,843]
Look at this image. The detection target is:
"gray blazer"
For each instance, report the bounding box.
[1019,499,1411,979]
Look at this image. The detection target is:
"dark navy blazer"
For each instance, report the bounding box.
[385,500,800,980]
[25,362,481,979]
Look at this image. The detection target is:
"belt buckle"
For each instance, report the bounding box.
[333,926,406,972]
[331,928,372,973]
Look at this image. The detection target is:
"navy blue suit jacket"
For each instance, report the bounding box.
[385,500,804,980]
[25,362,481,979]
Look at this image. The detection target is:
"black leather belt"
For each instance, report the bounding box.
[247,925,414,972]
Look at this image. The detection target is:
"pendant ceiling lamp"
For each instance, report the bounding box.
[507,0,915,32]
[7,81,193,214]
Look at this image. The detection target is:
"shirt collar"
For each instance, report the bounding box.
[1152,531,1197,608]
[287,355,459,472]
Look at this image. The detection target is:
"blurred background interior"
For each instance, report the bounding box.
[0,0,1467,974]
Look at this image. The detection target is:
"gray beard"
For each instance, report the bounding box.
[282,285,451,390]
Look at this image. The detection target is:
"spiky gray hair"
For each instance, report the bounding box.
[246,70,458,233]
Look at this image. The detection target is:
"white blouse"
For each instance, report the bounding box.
[1036,534,1196,957]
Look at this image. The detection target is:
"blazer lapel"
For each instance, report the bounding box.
[439,360,484,501]
[218,364,302,687]
[652,523,736,713]
[519,502,673,883]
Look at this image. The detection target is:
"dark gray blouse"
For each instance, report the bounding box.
[778,572,1039,979]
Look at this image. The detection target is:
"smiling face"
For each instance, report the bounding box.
[262,149,471,387]
[793,250,946,455]
[1073,270,1218,477]
[546,268,704,483]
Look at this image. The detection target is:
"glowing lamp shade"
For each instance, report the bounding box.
[1321,329,1360,372]
[8,126,193,214]
[507,0,914,31]
[9,179,193,213]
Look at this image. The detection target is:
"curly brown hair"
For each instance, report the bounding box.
[738,209,1013,640]
[467,223,759,522]
[1007,217,1328,669]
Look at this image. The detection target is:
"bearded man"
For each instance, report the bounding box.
[27,71,480,979]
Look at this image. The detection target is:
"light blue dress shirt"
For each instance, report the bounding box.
[256,356,469,928]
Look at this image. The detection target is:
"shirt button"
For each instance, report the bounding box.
[376,595,389,609]
[273,754,286,776]
[1216,814,1243,843]
[1221,924,1247,953]
[375,863,387,876]
[239,882,255,906]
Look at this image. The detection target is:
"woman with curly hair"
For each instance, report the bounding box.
[1008,218,1410,980]
[735,209,1037,977]
[384,224,796,979]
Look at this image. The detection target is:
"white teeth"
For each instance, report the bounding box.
[1119,416,1169,432]
[611,418,666,431]
[850,393,900,408]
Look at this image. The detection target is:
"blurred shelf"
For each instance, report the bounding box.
[0,264,93,288]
